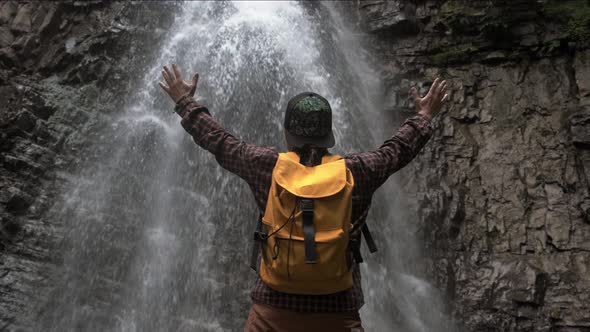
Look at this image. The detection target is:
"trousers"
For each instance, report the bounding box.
[244,303,364,332]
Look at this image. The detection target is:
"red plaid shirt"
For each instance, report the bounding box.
[175,95,433,313]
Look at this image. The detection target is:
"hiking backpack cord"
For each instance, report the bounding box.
[250,198,299,271]
[250,204,378,273]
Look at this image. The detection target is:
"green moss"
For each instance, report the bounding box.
[439,1,487,34]
[544,0,590,42]
[431,45,478,66]
[440,0,484,17]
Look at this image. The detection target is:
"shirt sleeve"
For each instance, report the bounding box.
[174,95,278,187]
[344,113,434,195]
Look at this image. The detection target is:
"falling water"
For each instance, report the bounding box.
[36,2,456,331]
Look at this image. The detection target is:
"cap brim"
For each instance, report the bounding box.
[285,130,335,149]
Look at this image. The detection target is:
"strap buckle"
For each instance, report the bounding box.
[253,231,267,242]
[300,198,317,264]
[300,198,314,212]
[350,237,363,264]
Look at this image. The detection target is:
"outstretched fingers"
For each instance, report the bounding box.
[410,86,421,101]
[441,81,451,103]
[160,67,172,92]
[437,80,447,99]
[172,64,183,81]
[435,80,446,97]
[439,82,448,96]
[426,77,440,98]
[162,69,173,85]
[158,81,170,93]
[163,65,175,82]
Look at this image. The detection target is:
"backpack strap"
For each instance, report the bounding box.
[349,209,378,264]
[362,223,378,253]
[300,198,318,264]
[250,214,266,272]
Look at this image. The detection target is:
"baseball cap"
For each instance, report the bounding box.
[284,92,335,148]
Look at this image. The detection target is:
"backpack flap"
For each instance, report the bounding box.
[273,152,347,198]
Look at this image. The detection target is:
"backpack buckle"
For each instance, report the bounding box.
[350,237,363,264]
[300,198,314,212]
[253,231,267,242]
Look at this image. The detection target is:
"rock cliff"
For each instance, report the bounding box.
[356,0,590,331]
[0,2,178,330]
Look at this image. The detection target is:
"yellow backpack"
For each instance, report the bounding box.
[255,152,355,295]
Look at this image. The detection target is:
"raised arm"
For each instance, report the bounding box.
[158,64,278,187]
[346,78,449,194]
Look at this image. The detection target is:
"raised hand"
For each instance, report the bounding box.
[410,78,449,120]
[159,64,199,103]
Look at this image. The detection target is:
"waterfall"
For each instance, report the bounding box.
[36,2,456,331]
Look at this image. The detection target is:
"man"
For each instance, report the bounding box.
[159,64,448,331]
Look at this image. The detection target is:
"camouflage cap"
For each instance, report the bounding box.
[284,92,335,148]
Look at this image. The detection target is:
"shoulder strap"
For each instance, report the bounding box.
[250,214,266,272]
[362,223,378,253]
[349,209,378,264]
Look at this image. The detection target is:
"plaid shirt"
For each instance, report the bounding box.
[175,95,433,313]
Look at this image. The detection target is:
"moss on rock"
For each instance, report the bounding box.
[431,45,478,66]
[439,0,487,35]
[544,0,590,43]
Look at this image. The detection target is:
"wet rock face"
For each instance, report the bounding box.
[0,1,178,330]
[358,0,590,331]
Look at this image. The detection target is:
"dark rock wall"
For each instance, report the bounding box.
[357,0,590,331]
[0,2,178,330]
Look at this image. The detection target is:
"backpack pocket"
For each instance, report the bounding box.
[265,228,350,282]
